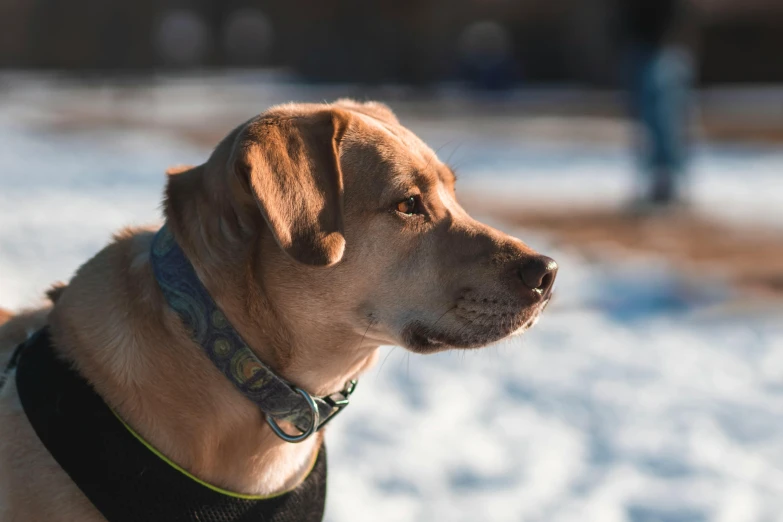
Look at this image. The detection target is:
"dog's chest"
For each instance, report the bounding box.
[12,329,328,522]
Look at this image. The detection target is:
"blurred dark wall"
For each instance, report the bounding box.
[701,13,783,84]
[1,0,782,86]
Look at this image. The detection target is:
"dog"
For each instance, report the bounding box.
[0,99,557,521]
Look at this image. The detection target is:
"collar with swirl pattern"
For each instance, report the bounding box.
[150,224,356,443]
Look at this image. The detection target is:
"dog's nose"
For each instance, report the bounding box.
[519,255,558,295]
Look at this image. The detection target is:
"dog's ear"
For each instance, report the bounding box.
[231,109,350,266]
[334,99,399,125]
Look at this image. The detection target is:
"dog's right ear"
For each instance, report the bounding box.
[229,109,351,267]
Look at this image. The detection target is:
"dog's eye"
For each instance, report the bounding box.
[395,196,421,216]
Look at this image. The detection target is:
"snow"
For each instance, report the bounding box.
[1,82,782,521]
[0,112,204,307]
[326,244,783,521]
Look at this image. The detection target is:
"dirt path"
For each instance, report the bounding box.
[462,199,783,299]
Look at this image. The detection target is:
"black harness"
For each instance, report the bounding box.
[8,328,328,522]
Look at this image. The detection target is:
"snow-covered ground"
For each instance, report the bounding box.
[328,251,783,522]
[1,85,782,521]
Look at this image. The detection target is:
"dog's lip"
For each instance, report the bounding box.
[403,295,552,353]
[403,322,454,353]
[424,337,446,346]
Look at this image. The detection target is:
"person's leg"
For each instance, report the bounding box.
[628,44,663,204]
[643,46,693,205]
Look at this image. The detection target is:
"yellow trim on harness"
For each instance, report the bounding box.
[111,409,319,501]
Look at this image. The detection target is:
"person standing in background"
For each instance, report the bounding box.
[617,0,695,210]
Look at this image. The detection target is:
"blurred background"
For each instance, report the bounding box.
[1,0,782,521]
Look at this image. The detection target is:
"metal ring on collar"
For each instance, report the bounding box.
[265,387,320,443]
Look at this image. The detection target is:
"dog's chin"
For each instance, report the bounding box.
[401,305,545,354]
[402,325,455,354]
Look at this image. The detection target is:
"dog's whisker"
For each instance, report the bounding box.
[355,317,377,353]
[452,314,481,346]
[444,141,464,166]
[377,345,398,374]
[430,304,457,332]
[433,140,456,160]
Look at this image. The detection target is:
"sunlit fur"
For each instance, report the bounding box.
[0,100,553,521]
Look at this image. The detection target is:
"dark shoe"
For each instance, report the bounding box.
[649,172,677,205]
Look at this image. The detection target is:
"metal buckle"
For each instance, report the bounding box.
[265,379,358,443]
[318,379,357,430]
[265,387,320,444]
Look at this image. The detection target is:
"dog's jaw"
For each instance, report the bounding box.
[400,293,552,354]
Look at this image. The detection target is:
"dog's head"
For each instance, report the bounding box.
[166,100,556,355]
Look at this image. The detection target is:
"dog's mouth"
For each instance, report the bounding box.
[401,297,551,354]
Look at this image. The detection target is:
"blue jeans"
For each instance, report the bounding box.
[628,45,693,202]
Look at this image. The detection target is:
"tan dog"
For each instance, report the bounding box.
[0,100,557,521]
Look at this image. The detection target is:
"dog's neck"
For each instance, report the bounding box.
[50,180,379,495]
[159,194,379,492]
[162,165,380,396]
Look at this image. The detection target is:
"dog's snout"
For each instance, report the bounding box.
[518,255,558,295]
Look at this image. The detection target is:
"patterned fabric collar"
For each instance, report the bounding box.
[150,224,356,442]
